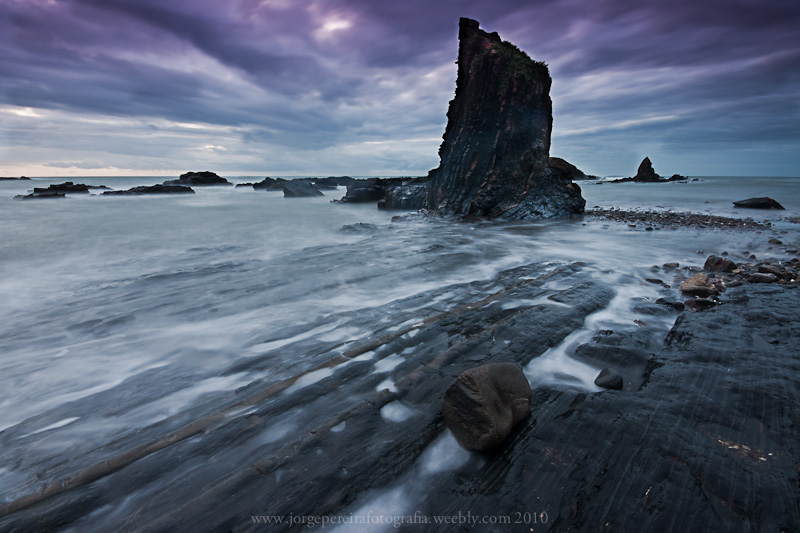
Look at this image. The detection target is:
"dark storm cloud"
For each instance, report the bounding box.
[1,0,798,175]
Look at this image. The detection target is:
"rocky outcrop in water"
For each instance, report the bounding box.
[283,181,324,197]
[609,157,687,183]
[425,18,585,219]
[15,191,65,200]
[548,157,595,181]
[1,176,31,180]
[335,178,427,210]
[315,176,356,189]
[164,171,231,186]
[102,184,195,195]
[733,197,785,210]
[16,182,110,199]
[33,182,110,194]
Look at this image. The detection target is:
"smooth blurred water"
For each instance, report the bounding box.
[0,175,797,514]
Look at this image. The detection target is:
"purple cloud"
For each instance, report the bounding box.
[1,0,798,176]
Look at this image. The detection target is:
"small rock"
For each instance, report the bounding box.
[442,363,532,451]
[594,368,623,390]
[645,278,664,285]
[758,264,782,276]
[680,273,715,298]
[769,238,783,245]
[662,262,680,269]
[655,298,685,312]
[749,273,778,284]
[704,255,737,272]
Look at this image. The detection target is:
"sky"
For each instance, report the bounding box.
[1,0,799,178]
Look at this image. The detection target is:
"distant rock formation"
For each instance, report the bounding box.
[1,176,31,180]
[102,184,195,195]
[33,182,110,194]
[282,180,324,197]
[548,157,595,181]
[315,176,356,189]
[610,157,686,183]
[425,18,585,219]
[164,171,231,186]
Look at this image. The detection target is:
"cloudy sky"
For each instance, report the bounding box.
[1,0,799,178]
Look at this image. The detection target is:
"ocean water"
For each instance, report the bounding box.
[0,175,797,526]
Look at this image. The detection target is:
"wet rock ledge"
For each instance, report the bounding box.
[416,283,800,532]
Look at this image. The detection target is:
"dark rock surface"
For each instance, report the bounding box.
[163,171,231,186]
[425,18,585,219]
[1,176,31,180]
[1,263,798,532]
[335,178,386,203]
[282,180,324,197]
[415,284,800,532]
[315,176,356,188]
[733,197,785,210]
[102,184,195,195]
[335,178,427,208]
[378,181,428,210]
[252,177,286,190]
[442,363,532,451]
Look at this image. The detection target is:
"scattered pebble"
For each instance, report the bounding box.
[586,209,770,229]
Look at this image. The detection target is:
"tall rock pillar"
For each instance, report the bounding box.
[426,18,585,219]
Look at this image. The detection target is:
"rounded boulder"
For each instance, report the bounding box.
[442,363,532,451]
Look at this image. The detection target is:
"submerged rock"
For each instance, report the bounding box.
[425,18,585,219]
[15,191,66,200]
[163,171,231,187]
[442,362,532,451]
[732,197,785,210]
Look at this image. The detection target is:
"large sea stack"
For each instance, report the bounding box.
[426,18,585,219]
